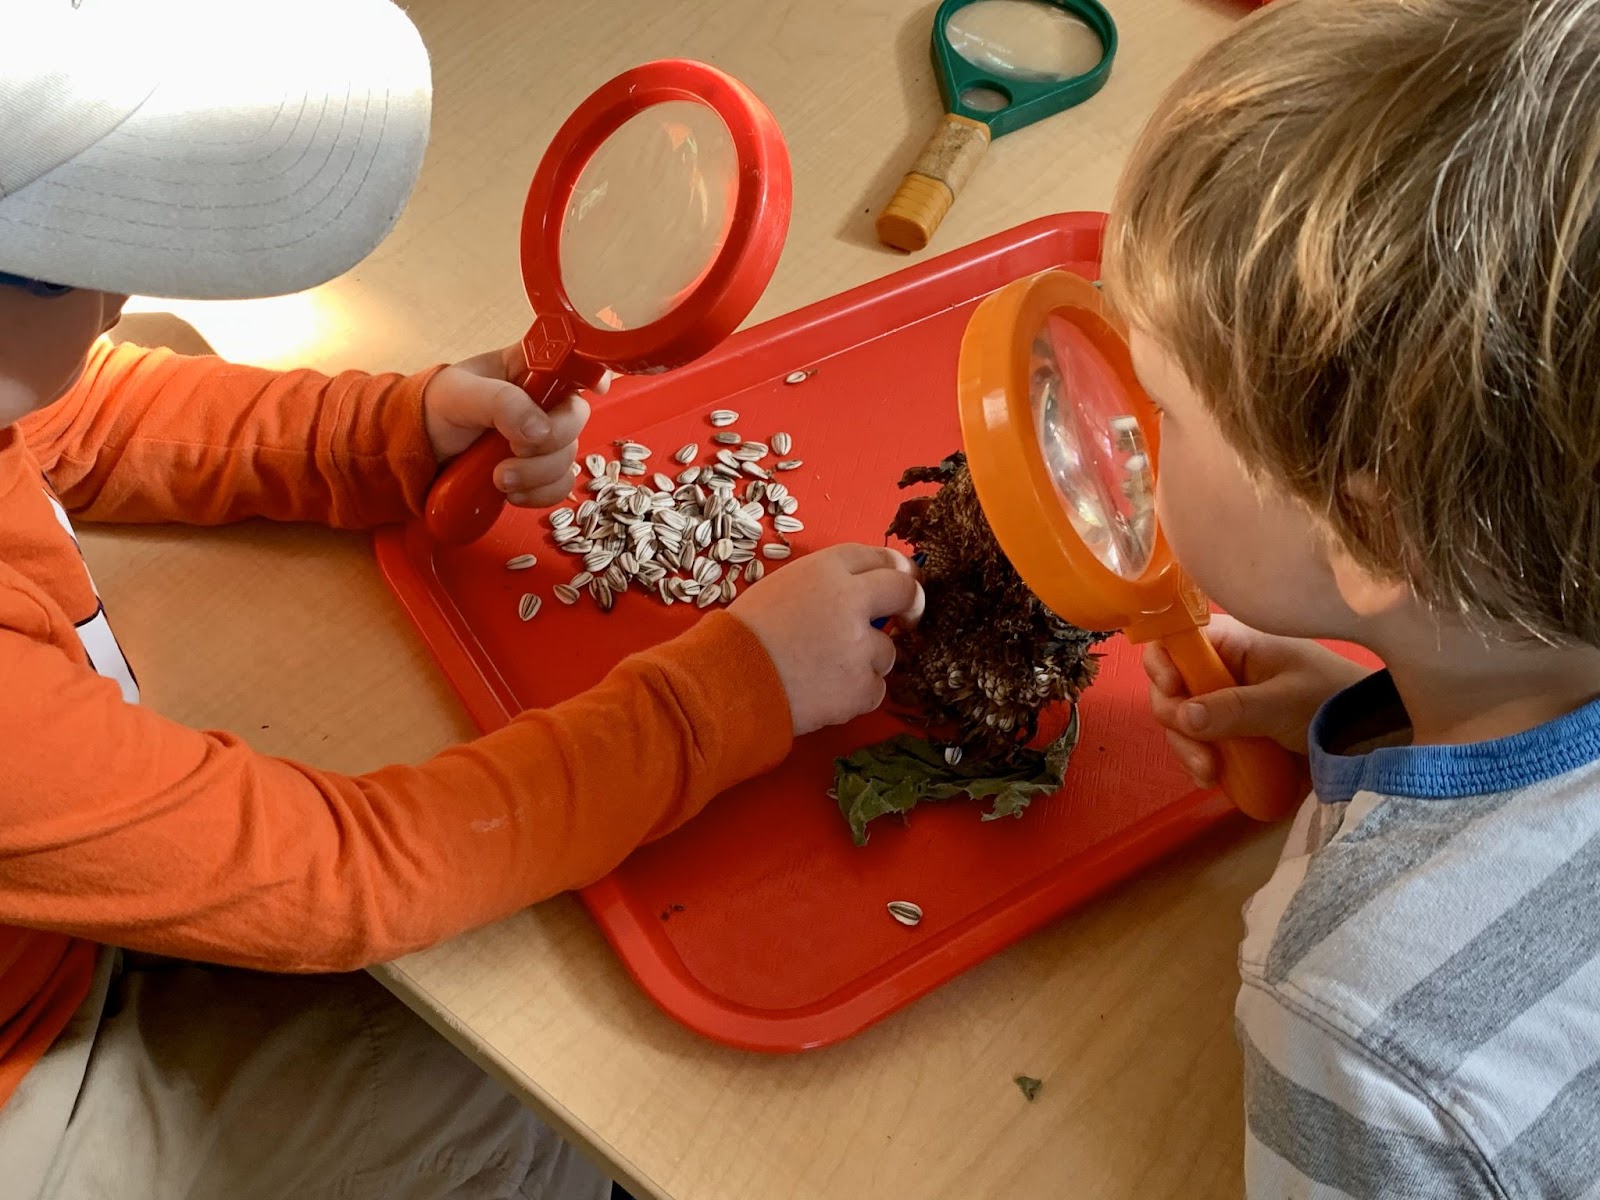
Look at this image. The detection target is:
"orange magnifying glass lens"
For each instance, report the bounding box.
[957,269,1174,632]
[957,269,1303,822]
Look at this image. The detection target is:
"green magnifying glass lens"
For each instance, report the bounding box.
[945,0,1105,83]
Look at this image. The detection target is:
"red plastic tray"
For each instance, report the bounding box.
[375,213,1237,1051]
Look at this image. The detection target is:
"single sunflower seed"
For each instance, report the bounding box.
[735,441,768,461]
[783,370,811,385]
[773,515,804,534]
[553,584,580,605]
[517,593,542,621]
[775,459,804,471]
[886,900,923,927]
[944,746,963,766]
[712,430,741,445]
[584,453,606,477]
[709,409,739,427]
[674,443,698,464]
[771,432,793,456]
[549,508,575,530]
[761,543,792,560]
[505,554,538,571]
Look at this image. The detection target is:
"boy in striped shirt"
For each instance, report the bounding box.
[1116,0,1600,1194]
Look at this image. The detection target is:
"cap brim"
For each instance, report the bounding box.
[0,0,431,300]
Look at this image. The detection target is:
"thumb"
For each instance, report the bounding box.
[484,381,550,447]
[1178,684,1273,742]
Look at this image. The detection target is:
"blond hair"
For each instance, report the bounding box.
[1104,0,1600,644]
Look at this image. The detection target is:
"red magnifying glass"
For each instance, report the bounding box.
[425,59,793,546]
[958,270,1303,821]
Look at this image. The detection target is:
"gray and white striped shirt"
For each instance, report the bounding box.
[1238,671,1600,1198]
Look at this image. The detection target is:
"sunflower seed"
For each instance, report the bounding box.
[709,409,739,427]
[771,432,793,456]
[674,443,698,465]
[549,508,575,530]
[944,746,963,766]
[569,570,593,588]
[618,462,647,477]
[606,460,622,482]
[552,526,582,546]
[711,430,741,445]
[619,552,640,575]
[710,537,733,562]
[604,563,628,591]
[779,496,800,515]
[715,449,740,469]
[713,464,740,480]
[744,560,765,583]
[553,584,580,605]
[720,577,738,603]
[619,442,650,461]
[741,461,769,480]
[583,548,616,573]
[585,453,606,477]
[886,900,922,927]
[774,515,804,534]
[736,441,768,461]
[775,459,804,471]
[584,476,610,493]
[576,499,598,521]
[517,593,542,621]
[695,587,719,609]
[658,579,675,605]
[505,554,538,571]
[762,543,792,560]
[783,370,812,385]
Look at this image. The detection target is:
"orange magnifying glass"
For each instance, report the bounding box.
[957,269,1302,821]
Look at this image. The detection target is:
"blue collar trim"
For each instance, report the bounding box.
[1309,670,1600,803]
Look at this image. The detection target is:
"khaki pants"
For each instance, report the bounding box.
[0,951,610,1200]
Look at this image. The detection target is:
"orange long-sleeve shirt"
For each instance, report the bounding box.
[0,339,791,1108]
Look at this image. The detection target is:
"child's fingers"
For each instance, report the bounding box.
[857,565,926,625]
[525,394,589,453]
[1142,641,1192,699]
[1164,728,1219,789]
[499,447,578,501]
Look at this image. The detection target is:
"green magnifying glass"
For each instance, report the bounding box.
[877,0,1117,253]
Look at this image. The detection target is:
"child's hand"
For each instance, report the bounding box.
[422,345,606,509]
[1144,616,1370,789]
[731,545,925,737]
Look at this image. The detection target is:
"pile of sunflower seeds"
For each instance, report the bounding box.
[517,410,804,614]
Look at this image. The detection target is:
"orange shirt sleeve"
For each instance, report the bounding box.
[18,339,443,528]
[0,595,792,973]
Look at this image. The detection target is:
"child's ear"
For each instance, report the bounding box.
[1323,472,1411,618]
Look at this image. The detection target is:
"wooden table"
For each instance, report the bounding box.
[89,2,1286,1196]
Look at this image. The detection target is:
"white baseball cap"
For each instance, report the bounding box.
[0,0,432,299]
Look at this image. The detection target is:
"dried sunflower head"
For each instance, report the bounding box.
[886,452,1111,760]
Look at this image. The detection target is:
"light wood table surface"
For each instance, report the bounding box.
[87,2,1286,1197]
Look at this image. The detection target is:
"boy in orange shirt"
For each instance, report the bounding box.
[0,2,921,1197]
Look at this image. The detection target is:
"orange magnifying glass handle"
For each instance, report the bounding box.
[1159,625,1305,821]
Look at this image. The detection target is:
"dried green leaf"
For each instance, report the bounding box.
[834,711,1081,846]
[1015,1075,1043,1102]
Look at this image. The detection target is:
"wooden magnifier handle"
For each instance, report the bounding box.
[876,114,991,252]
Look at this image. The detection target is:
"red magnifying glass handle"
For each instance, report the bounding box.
[423,361,606,547]
[1161,626,1306,822]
